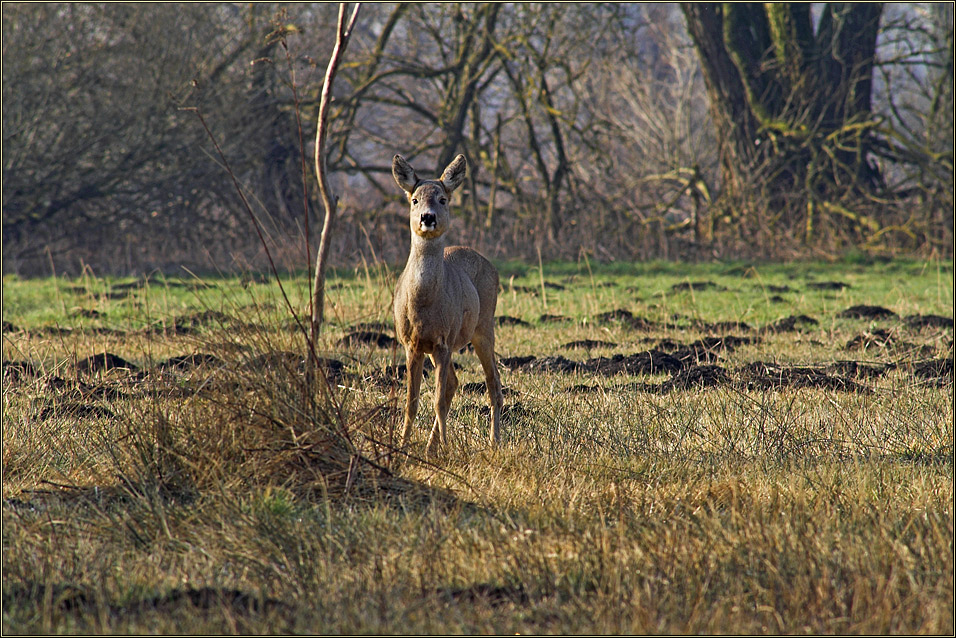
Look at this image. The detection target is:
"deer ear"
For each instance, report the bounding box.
[440,154,467,193]
[392,155,418,193]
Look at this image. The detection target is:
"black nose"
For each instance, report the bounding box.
[421,213,436,227]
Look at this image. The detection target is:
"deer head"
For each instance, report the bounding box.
[393,154,467,239]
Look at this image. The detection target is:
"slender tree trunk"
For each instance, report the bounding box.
[311,3,361,342]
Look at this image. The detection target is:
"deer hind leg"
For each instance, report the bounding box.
[401,348,425,447]
[427,345,457,457]
[472,332,503,444]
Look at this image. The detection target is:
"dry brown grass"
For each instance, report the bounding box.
[2,261,952,633]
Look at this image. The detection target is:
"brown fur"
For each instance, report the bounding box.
[392,153,503,457]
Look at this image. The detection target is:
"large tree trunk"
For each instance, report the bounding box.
[681,3,884,242]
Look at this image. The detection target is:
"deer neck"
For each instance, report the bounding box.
[404,233,447,304]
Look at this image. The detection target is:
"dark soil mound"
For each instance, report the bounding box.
[671,280,726,292]
[242,350,305,370]
[75,383,131,401]
[177,309,231,327]
[671,335,756,365]
[154,353,224,370]
[142,586,288,613]
[562,339,617,350]
[827,360,894,379]
[457,381,477,394]
[337,331,396,349]
[506,284,537,294]
[528,355,581,374]
[3,582,288,616]
[499,349,683,377]
[911,357,953,378]
[499,355,536,370]
[475,402,532,425]
[667,364,730,390]
[111,277,198,292]
[564,384,606,394]
[72,308,102,319]
[384,358,439,380]
[238,352,344,383]
[140,311,238,336]
[844,329,894,350]
[638,364,730,394]
[763,314,819,333]
[538,313,572,324]
[461,381,486,395]
[807,281,850,290]
[314,357,347,380]
[585,350,684,376]
[497,315,532,327]
[460,382,518,397]
[76,352,138,374]
[653,338,683,351]
[740,362,867,392]
[3,360,38,384]
[904,314,954,329]
[351,321,393,332]
[693,320,752,332]
[37,402,116,421]
[839,305,898,320]
[594,309,655,330]
[435,583,529,607]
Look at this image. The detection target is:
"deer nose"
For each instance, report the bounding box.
[420,212,437,228]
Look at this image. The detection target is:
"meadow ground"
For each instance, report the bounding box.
[2,257,953,634]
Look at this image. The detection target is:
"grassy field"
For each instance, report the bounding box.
[2,257,953,634]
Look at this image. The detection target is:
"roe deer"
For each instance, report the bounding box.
[392,153,503,457]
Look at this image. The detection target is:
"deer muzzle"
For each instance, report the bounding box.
[420,212,437,230]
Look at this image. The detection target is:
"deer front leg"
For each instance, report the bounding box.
[401,348,425,447]
[427,345,457,457]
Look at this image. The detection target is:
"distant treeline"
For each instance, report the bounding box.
[3,3,953,275]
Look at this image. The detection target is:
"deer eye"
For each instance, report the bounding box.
[439,198,447,205]
[411,198,418,205]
